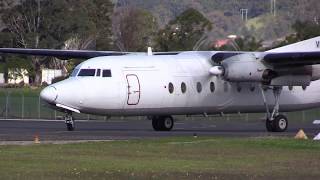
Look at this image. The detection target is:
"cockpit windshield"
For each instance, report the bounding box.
[72,68,112,77]
[78,69,96,77]
[70,68,79,77]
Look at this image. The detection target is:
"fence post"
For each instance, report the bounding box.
[5,90,8,119]
[38,96,41,119]
[302,111,306,122]
[21,93,24,119]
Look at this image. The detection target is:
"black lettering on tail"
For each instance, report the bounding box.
[317,41,320,48]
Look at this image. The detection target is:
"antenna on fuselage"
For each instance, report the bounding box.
[147,47,153,56]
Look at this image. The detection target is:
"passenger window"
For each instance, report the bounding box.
[302,86,307,91]
[96,69,101,77]
[78,69,96,76]
[102,70,112,77]
[196,82,202,93]
[168,83,174,94]
[210,82,215,93]
[181,82,187,94]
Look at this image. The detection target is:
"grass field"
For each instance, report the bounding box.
[0,137,320,179]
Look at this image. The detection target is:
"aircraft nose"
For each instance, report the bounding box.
[40,86,58,104]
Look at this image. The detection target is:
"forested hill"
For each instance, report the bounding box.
[116,0,320,40]
[1,0,320,41]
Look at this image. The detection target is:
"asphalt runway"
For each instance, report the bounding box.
[0,118,319,142]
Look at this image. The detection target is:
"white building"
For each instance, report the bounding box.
[0,73,5,84]
[42,69,63,84]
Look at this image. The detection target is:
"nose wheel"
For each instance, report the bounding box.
[64,113,75,131]
[260,86,288,132]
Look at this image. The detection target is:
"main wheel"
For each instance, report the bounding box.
[152,116,162,131]
[161,116,174,131]
[152,116,174,131]
[265,115,288,132]
[266,119,274,132]
[273,114,288,132]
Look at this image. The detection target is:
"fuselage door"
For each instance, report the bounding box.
[126,74,141,105]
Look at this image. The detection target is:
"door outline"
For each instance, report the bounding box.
[126,74,141,105]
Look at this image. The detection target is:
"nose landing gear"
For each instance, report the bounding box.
[260,86,288,132]
[64,112,75,131]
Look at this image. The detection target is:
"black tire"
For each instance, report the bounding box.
[65,115,75,131]
[161,116,174,131]
[152,116,174,131]
[66,122,75,131]
[266,119,274,132]
[152,116,161,131]
[273,114,288,132]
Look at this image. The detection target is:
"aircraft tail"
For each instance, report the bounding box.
[267,36,320,53]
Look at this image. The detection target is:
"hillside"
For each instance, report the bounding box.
[1,0,320,41]
[117,0,320,40]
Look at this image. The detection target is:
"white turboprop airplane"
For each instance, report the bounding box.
[1,37,320,132]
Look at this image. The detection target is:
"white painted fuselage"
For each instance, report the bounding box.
[41,51,320,116]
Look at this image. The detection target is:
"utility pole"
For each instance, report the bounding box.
[240,9,248,22]
[271,0,276,16]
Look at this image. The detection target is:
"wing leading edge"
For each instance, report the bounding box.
[0,48,128,59]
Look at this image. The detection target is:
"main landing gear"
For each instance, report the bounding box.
[152,116,174,131]
[64,112,75,131]
[260,86,288,132]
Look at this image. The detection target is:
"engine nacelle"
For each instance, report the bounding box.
[220,54,275,83]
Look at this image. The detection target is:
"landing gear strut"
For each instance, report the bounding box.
[152,116,174,131]
[64,112,75,131]
[260,86,288,132]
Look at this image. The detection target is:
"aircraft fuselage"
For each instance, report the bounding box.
[41,51,320,117]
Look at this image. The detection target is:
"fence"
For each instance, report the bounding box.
[0,88,319,123]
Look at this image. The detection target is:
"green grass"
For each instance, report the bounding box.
[0,137,320,179]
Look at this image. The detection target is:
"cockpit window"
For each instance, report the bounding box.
[70,68,79,77]
[102,70,112,77]
[96,69,101,77]
[78,69,96,77]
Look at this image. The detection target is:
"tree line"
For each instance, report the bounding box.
[0,0,320,86]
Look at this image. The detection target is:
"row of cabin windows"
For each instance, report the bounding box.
[73,69,112,77]
[168,82,215,94]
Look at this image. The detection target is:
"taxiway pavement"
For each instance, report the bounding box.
[0,119,318,142]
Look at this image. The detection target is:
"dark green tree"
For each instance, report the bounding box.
[273,20,320,48]
[90,0,114,51]
[156,8,212,51]
[113,7,158,52]
[1,0,114,85]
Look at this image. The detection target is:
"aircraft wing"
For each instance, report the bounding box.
[263,36,320,66]
[0,48,128,59]
[263,52,320,66]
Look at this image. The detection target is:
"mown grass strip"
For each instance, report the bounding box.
[0,137,320,179]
